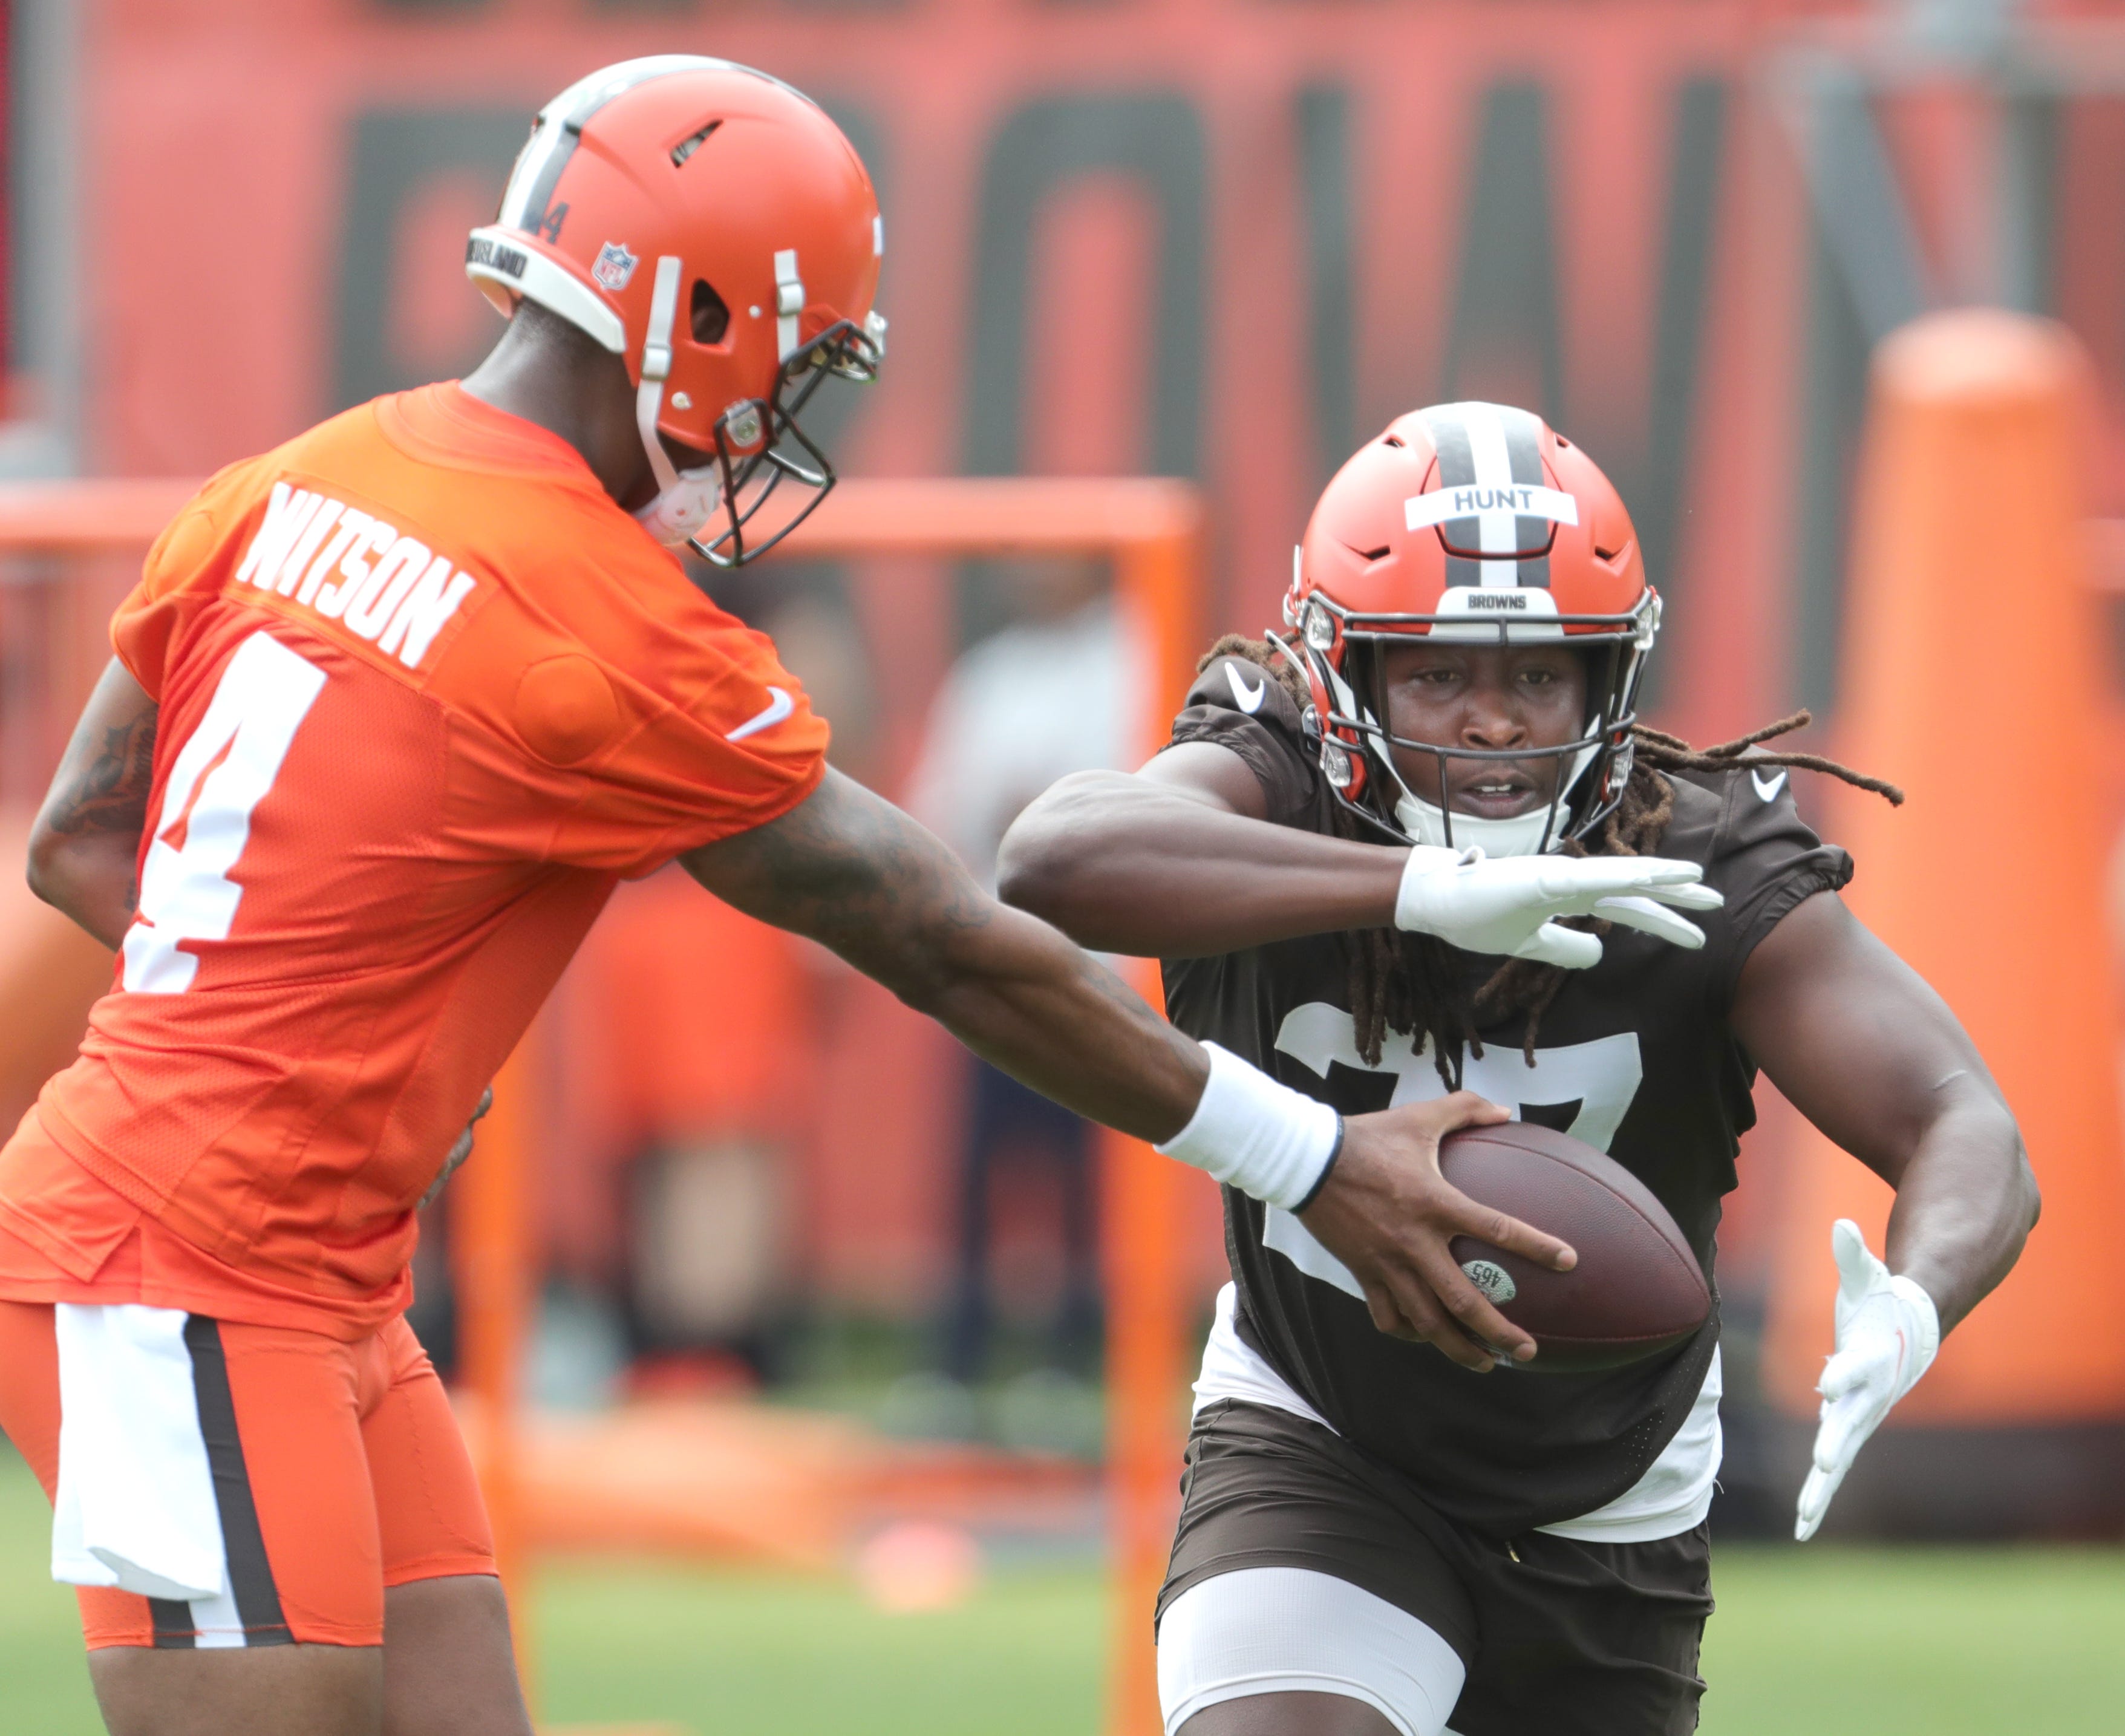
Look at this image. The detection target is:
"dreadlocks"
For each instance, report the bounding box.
[1196,636,1904,1083]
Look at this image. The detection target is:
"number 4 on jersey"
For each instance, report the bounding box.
[122,632,326,995]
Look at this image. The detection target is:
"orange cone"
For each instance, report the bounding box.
[1762,308,2125,1424]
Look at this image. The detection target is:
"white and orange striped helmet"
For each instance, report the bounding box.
[468,57,886,564]
[1282,402,1660,855]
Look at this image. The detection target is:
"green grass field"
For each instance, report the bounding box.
[5,1449,2122,1734]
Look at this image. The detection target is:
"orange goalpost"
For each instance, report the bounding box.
[0,473,1207,1736]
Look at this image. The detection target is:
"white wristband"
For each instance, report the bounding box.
[1157,1042,1343,1211]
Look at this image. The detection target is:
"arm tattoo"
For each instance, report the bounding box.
[687,768,1196,1135]
[47,708,158,840]
[688,770,993,989]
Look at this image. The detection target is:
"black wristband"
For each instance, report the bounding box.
[1290,1115,1346,1215]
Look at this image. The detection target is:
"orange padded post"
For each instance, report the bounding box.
[796,480,1204,1735]
[451,1042,538,1699]
[1762,309,2125,1422]
[1100,529,1200,1736]
[0,478,199,548]
[1098,1109,1182,1736]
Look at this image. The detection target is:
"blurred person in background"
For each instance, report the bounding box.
[544,872,817,1398]
[0,60,1613,1736]
[905,556,1146,1395]
[1000,403,2037,1736]
[529,566,877,1405]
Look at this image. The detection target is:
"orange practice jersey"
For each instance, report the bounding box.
[0,385,826,1335]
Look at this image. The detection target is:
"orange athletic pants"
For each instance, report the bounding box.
[0,1302,494,1648]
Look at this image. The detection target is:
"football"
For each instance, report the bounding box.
[1439,1120,1710,1374]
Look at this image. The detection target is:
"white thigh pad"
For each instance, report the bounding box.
[1157,1566,1467,1736]
[51,1303,227,1604]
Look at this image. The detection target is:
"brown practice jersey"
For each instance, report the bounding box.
[1160,655,1852,1536]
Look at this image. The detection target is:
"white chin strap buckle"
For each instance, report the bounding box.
[775,249,805,361]
[1395,792,1559,860]
[1389,741,1604,858]
[632,253,722,549]
[632,463,722,548]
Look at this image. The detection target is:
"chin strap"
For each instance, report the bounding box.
[631,254,723,549]
[1391,740,1602,860]
[775,249,805,362]
[1394,792,1559,860]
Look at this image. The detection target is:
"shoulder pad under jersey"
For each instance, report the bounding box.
[1182,653,1307,736]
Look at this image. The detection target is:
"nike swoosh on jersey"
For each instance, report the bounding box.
[1224,662,1267,713]
[1751,767,1787,803]
[726,686,794,743]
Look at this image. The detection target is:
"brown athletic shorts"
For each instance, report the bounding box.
[1157,1400,1715,1736]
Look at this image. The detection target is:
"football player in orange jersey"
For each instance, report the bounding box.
[0,58,1726,1736]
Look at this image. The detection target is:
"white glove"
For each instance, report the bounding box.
[1794,1219,1941,1541]
[1393,847,1725,970]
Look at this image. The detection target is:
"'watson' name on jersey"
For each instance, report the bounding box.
[234,481,478,670]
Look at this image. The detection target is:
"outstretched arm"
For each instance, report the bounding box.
[27,657,157,949]
[684,765,1208,1139]
[1733,889,2035,1333]
[997,744,1409,957]
[1000,743,1720,969]
[1735,889,2037,1539]
[682,767,1579,1370]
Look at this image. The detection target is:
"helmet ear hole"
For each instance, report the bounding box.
[691,278,731,345]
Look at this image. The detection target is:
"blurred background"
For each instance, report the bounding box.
[6,0,2125,1731]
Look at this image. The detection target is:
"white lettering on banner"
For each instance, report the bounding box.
[1404,483,1580,534]
[1259,1002,1644,1299]
[229,486,478,670]
[122,631,326,994]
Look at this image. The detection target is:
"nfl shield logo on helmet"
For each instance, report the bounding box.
[592,242,639,292]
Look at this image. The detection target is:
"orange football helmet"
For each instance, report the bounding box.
[467,56,886,565]
[1281,402,1659,855]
